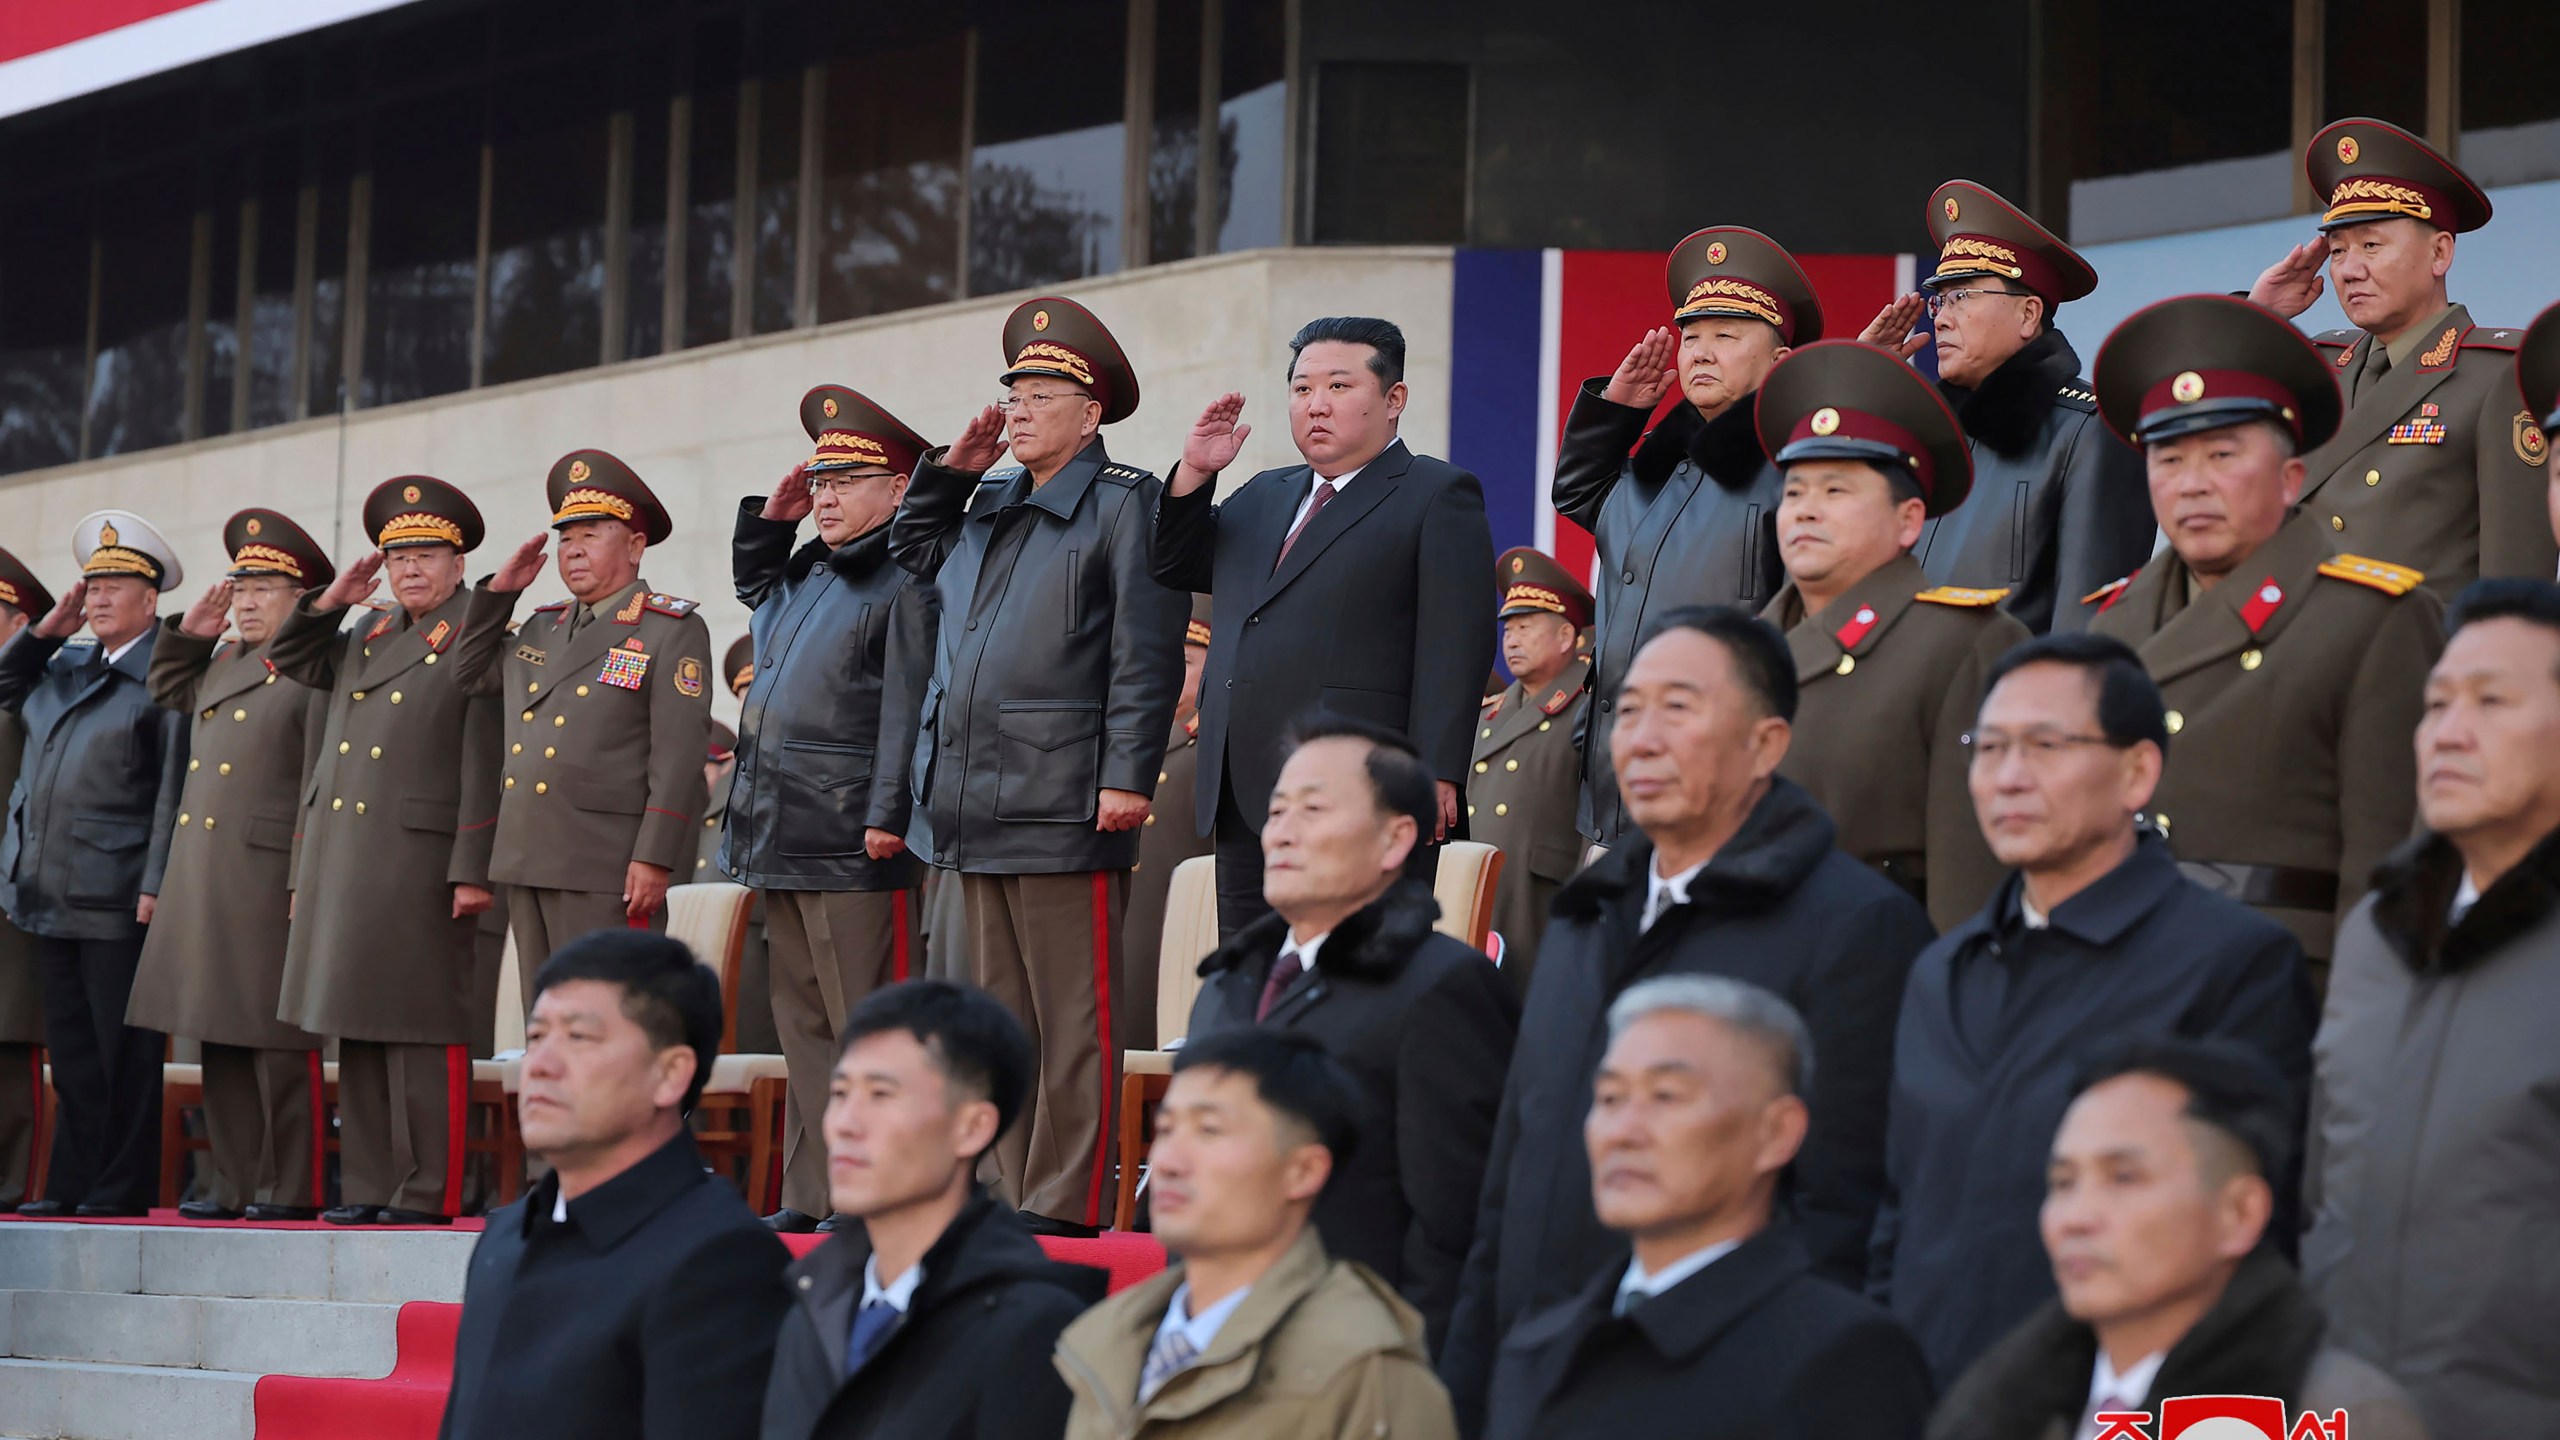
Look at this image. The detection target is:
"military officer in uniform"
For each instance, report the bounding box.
[2517,303,2560,545]
[726,386,930,1230]
[271,477,501,1224]
[1468,550,1592,994]
[1755,340,2025,930]
[1123,594,1216,1048]
[2246,117,2552,594]
[131,511,334,1220]
[0,551,53,1208]
[455,450,714,996]
[2089,295,2443,981]
[697,720,736,880]
[890,296,1186,1233]
[1856,180,2154,632]
[0,512,187,1217]
[1552,226,1822,847]
[724,635,756,702]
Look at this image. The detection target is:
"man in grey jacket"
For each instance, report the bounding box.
[0,511,188,1217]
[2306,576,2560,1437]
[890,296,1186,1234]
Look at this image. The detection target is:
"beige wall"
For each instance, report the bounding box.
[0,245,1454,720]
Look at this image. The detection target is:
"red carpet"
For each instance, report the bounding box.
[0,1207,481,1232]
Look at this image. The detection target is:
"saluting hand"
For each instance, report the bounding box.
[1857,293,1932,361]
[319,553,384,611]
[1601,327,1679,410]
[945,406,1008,473]
[1096,788,1151,833]
[2248,238,2328,319]
[32,581,86,639]
[179,579,235,640]
[763,462,814,523]
[490,534,549,594]
[1171,392,1252,496]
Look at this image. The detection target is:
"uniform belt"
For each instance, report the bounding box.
[2177,861,2338,913]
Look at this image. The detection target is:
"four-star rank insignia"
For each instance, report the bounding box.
[2238,577,2284,633]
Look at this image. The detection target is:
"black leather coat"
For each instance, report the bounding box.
[0,627,186,941]
[722,503,926,891]
[1550,382,1782,845]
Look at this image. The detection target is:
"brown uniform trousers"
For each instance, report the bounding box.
[0,712,41,1206]
[1467,659,1591,996]
[1765,554,2027,932]
[1123,715,1211,1048]
[129,625,328,1210]
[766,888,919,1217]
[2305,306,2554,597]
[965,871,1127,1227]
[921,868,970,984]
[270,591,500,1216]
[2092,509,2443,980]
[450,578,711,1003]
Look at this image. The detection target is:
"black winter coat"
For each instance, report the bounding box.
[0,628,186,940]
[723,505,925,890]
[1150,439,1496,828]
[891,439,1187,874]
[1549,383,1782,844]
[1439,778,1932,1434]
[1484,1227,1932,1440]
[1912,329,2155,634]
[760,1190,1106,1440]
[441,1133,794,1440]
[1871,836,2315,1385]
[1187,879,1517,1352]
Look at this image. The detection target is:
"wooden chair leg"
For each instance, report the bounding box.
[498,1098,524,1205]
[745,1077,784,1216]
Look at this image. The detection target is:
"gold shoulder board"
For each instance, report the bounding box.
[1914,585,2011,608]
[2316,554,2424,597]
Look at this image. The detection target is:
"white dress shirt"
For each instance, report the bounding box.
[102,634,146,666]
[1641,857,1711,932]
[1613,1237,1742,1315]
[1150,1280,1252,1360]
[2078,1349,2165,1439]
[862,1255,926,1314]
[2451,871,2482,924]
[1285,459,1370,535]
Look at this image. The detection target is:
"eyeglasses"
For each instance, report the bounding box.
[807,471,895,496]
[994,390,1093,414]
[1926,287,2033,319]
[1962,729,2123,767]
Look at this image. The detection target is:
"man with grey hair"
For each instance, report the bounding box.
[1482,975,1930,1440]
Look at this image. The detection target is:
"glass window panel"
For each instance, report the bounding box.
[484,81,610,387]
[0,205,89,476]
[243,161,301,432]
[684,85,741,349]
[308,177,350,417]
[87,169,194,458]
[969,0,1128,296]
[1312,62,1468,245]
[2461,0,2560,187]
[363,88,481,408]
[1214,0,1285,253]
[751,67,803,336]
[627,98,672,362]
[2325,0,2427,135]
[2042,3,2290,242]
[815,36,965,324]
[1148,0,1205,265]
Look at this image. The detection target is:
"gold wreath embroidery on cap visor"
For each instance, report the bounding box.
[554,487,635,523]
[1934,236,2025,280]
[1678,278,1784,328]
[1010,341,1096,386]
[230,543,305,579]
[378,513,466,548]
[2324,178,2433,223]
[83,548,157,579]
[1505,584,1568,615]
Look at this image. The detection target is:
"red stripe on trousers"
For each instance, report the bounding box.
[1084,872,1114,1229]
[306,1049,327,1209]
[891,892,911,982]
[441,1045,467,1218]
[24,1048,43,1202]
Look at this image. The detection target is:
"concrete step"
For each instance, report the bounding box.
[0,1223,475,1303]
[1,1290,398,1377]
[0,1355,257,1440]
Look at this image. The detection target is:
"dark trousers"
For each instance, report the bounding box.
[1214,775,1274,943]
[33,935,160,1210]
[0,1041,39,1206]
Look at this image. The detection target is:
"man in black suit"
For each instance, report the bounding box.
[1186,715,1517,1351]
[440,931,792,1440]
[1483,974,1932,1440]
[1153,316,1497,939]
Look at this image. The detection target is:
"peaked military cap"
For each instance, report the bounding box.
[75,510,181,590]
[999,297,1140,424]
[1923,180,2097,306]
[707,719,738,763]
[2092,295,2343,451]
[1665,227,1824,346]
[800,385,928,476]
[223,508,336,589]
[2306,117,2492,234]
[2519,302,2560,433]
[0,545,55,618]
[1496,547,1594,629]
[546,449,672,546]
[724,635,755,698]
[1185,593,1213,649]
[1755,340,1974,517]
[364,476,485,553]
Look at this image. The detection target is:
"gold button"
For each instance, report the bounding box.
[1474,761,1489,773]
[232,708,247,721]
[544,747,556,759]
[2240,649,2263,670]
[2165,709,2185,734]
[264,674,276,685]
[203,817,215,830]
[178,813,190,826]
[1158,771,1169,784]
[576,685,590,697]
[423,653,437,665]
[370,746,382,760]
[2364,469,2380,487]
[1495,803,1508,816]
[527,682,538,694]
[2154,812,2172,836]
[512,743,522,755]
[535,781,548,795]
[338,741,350,754]
[201,708,214,720]
[2330,515,2344,531]
[1467,804,1478,817]
[363,647,371,657]
[554,715,566,728]
[218,762,232,775]
[1480,728,1491,739]
[522,710,535,722]
[189,759,200,772]
[352,803,363,816]
[388,691,401,704]
[505,777,516,789]
[1143,815,1156,826]
[1538,720,1551,732]
[697,859,707,870]
[705,817,716,829]
[352,691,366,701]
[1836,655,1856,676]
[1505,759,1520,772]
[331,798,343,811]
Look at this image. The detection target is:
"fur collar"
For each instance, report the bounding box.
[789,518,896,584]
[1926,1250,2328,1440]
[1946,328,2085,459]
[2368,825,2560,976]
[1631,393,1771,491]
[1552,775,1837,923]
[1199,879,1443,985]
